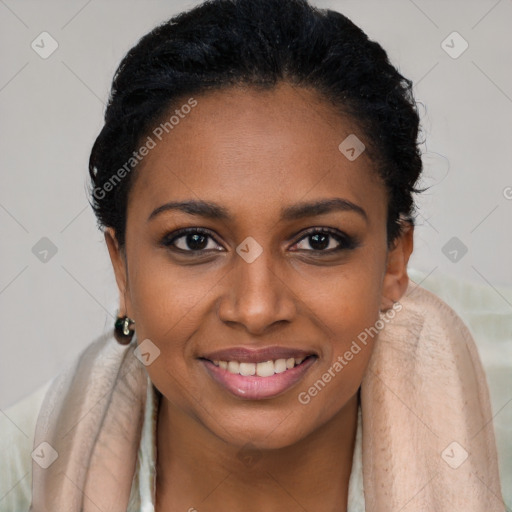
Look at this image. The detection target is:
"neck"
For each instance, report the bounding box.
[155,392,359,512]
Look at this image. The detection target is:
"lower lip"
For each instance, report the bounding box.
[200,356,317,400]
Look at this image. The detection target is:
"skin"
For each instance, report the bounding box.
[105,81,413,511]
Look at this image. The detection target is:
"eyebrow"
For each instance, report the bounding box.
[147,197,368,223]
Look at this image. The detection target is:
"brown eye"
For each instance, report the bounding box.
[161,228,223,253]
[291,228,359,253]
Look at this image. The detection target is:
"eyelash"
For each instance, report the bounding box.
[160,226,359,255]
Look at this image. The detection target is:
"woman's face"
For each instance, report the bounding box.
[107,82,412,449]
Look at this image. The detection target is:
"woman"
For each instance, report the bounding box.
[1,0,504,510]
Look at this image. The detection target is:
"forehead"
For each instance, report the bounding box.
[128,82,386,225]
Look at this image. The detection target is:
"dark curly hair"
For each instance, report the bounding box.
[88,0,424,249]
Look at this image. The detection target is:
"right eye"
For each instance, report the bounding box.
[160,227,224,253]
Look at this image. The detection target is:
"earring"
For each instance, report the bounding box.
[114,315,135,345]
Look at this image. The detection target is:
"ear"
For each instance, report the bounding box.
[104,227,131,314]
[380,221,414,311]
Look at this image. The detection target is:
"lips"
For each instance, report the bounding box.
[199,345,318,400]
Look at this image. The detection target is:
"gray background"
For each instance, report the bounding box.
[1,0,511,413]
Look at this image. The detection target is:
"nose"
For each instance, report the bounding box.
[217,246,296,335]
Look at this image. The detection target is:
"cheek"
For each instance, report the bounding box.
[128,246,212,340]
[297,313,378,422]
[313,255,384,347]
[300,258,383,407]
[128,265,207,411]
[125,249,225,402]
[317,312,379,403]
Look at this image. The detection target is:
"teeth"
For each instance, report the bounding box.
[227,361,239,374]
[256,360,274,377]
[212,357,309,377]
[239,362,256,376]
[274,359,287,373]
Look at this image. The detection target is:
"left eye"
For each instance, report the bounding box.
[291,228,352,252]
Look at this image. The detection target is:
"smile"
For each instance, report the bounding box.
[200,354,317,400]
[211,357,307,377]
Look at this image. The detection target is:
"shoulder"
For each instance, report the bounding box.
[0,380,52,512]
[407,268,512,510]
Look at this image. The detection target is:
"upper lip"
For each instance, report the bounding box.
[201,346,317,363]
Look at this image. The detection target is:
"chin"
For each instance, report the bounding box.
[203,406,318,451]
